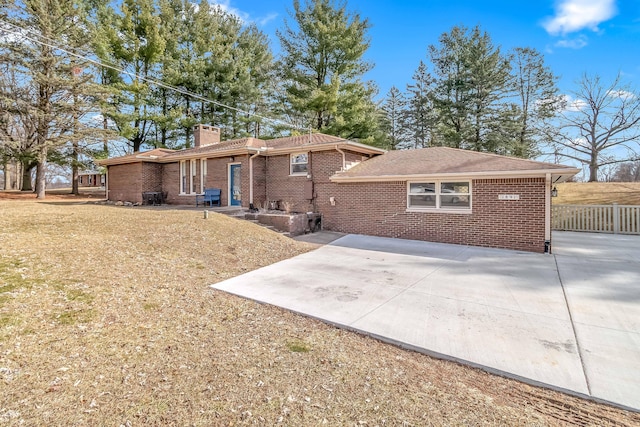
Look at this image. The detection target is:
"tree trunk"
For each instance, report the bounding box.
[20,161,34,192]
[71,155,79,195]
[71,97,79,195]
[589,156,599,182]
[1,160,7,190]
[35,158,47,199]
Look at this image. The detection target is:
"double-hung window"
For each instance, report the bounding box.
[408,181,471,211]
[190,159,197,194]
[290,153,308,175]
[200,159,207,193]
[180,161,187,194]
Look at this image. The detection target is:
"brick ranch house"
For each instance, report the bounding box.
[78,171,105,187]
[98,125,578,253]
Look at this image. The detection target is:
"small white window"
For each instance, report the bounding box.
[408,180,471,211]
[200,159,207,194]
[190,159,197,194]
[290,153,308,175]
[180,161,187,194]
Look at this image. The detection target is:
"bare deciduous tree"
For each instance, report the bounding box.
[611,161,640,182]
[553,74,640,182]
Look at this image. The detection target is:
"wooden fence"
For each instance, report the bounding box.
[552,204,640,234]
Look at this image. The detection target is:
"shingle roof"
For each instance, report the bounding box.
[162,137,262,159]
[333,147,579,180]
[266,133,346,148]
[96,148,176,165]
[97,133,384,165]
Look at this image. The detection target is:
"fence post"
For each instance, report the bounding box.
[613,203,619,234]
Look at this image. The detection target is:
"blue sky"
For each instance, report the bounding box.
[216,0,640,97]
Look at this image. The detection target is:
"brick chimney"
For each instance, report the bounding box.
[194,124,221,148]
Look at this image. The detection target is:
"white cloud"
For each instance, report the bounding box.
[607,89,635,100]
[543,0,617,35]
[212,1,277,26]
[214,0,250,22]
[571,136,588,147]
[554,34,589,48]
[561,94,589,111]
[257,13,278,27]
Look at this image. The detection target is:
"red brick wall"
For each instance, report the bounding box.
[142,163,162,193]
[252,156,267,208]
[106,163,162,203]
[107,163,142,202]
[161,155,258,207]
[265,150,364,213]
[161,163,182,205]
[318,177,547,253]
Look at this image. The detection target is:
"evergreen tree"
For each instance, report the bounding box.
[379,86,407,150]
[509,47,560,158]
[404,61,437,149]
[95,0,166,152]
[429,25,512,153]
[277,0,378,141]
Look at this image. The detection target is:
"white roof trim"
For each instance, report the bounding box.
[330,168,581,183]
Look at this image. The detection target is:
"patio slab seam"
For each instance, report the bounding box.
[554,253,593,396]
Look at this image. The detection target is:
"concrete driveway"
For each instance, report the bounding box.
[212,231,640,411]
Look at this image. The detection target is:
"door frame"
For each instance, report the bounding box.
[228,162,242,207]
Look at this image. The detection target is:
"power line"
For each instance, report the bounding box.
[0,17,307,132]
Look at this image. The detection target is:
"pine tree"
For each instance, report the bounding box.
[94,0,166,152]
[404,61,437,149]
[379,86,407,150]
[277,0,378,141]
[429,25,512,153]
[1,0,110,198]
[509,47,560,158]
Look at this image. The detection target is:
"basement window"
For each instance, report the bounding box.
[290,153,308,175]
[407,181,471,212]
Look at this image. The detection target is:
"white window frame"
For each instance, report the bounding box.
[290,152,309,176]
[406,180,472,213]
[190,159,197,194]
[200,159,207,194]
[179,160,187,194]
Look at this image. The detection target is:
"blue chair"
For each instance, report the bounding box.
[196,188,221,207]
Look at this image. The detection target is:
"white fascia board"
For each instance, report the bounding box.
[330,168,581,183]
[265,142,386,156]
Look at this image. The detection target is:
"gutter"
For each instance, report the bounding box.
[265,141,385,156]
[335,146,346,171]
[545,173,552,253]
[330,168,581,183]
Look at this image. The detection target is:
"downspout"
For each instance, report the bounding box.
[248,149,261,209]
[335,146,346,171]
[544,173,551,253]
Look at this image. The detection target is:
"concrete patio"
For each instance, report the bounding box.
[212,231,640,411]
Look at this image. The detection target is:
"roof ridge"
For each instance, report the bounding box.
[426,146,561,167]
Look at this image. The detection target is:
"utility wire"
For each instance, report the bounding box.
[0,17,307,132]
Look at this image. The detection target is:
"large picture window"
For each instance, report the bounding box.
[290,153,308,175]
[408,181,471,211]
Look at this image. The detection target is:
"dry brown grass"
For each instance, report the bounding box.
[554,182,640,205]
[1,199,639,426]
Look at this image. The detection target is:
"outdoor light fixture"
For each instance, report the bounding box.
[229,156,235,162]
[551,186,558,197]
